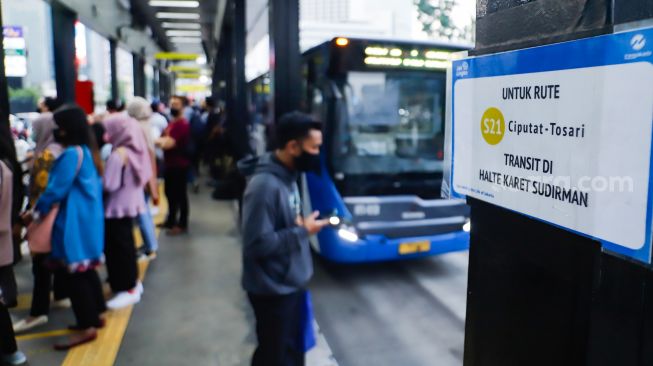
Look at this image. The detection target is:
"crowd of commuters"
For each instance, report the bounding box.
[0,89,321,366]
[0,94,222,363]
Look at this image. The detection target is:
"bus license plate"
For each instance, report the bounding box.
[398,241,431,255]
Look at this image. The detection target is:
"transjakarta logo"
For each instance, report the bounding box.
[625,34,652,60]
[456,61,469,78]
[631,34,646,51]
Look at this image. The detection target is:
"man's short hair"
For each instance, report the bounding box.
[275,111,322,149]
[205,96,216,108]
[171,95,189,106]
[43,97,62,112]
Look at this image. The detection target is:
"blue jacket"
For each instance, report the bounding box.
[240,153,313,295]
[35,146,104,267]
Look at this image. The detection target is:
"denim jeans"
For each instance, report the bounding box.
[138,193,158,252]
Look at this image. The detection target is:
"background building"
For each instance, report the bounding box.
[246,0,475,81]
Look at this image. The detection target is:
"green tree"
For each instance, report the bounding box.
[415,0,474,42]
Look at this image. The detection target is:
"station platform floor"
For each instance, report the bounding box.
[9,186,334,366]
[9,182,468,366]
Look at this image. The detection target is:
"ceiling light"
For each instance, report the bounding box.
[170,36,202,43]
[162,22,201,29]
[149,1,199,7]
[166,30,202,37]
[156,12,200,20]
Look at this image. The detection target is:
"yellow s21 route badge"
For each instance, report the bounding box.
[480,107,505,145]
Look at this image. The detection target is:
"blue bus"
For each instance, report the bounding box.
[297,37,471,263]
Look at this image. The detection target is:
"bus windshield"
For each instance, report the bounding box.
[333,71,446,176]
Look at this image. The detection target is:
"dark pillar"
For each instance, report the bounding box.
[158,61,171,103]
[0,0,15,168]
[152,65,159,100]
[133,52,146,97]
[222,25,234,119]
[51,2,76,103]
[214,35,230,103]
[211,42,224,100]
[464,1,653,366]
[268,0,301,123]
[227,0,251,159]
[0,2,10,127]
[109,39,119,102]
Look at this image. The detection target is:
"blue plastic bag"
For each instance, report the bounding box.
[299,290,316,352]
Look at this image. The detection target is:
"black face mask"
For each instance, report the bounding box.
[170,108,181,118]
[294,150,321,173]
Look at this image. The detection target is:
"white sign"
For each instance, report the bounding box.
[3,25,27,77]
[454,63,653,249]
[451,29,653,263]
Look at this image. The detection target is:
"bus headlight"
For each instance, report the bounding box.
[463,220,471,232]
[338,225,359,243]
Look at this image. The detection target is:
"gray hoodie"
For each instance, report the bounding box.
[240,153,313,295]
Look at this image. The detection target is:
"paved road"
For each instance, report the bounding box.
[310,251,469,366]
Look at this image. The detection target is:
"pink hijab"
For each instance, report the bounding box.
[102,114,152,186]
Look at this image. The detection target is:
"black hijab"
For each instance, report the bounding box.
[53,104,92,147]
[52,104,104,176]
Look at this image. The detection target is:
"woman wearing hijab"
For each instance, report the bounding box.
[126,97,160,260]
[14,105,71,333]
[102,113,152,309]
[33,105,105,350]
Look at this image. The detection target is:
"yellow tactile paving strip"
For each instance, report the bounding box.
[61,187,166,366]
[61,259,151,365]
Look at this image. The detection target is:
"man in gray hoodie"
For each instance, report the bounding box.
[241,112,328,366]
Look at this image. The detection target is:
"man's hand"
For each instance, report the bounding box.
[303,211,329,235]
[155,136,176,150]
[20,211,33,226]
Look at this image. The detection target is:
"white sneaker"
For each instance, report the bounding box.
[2,350,26,365]
[13,315,48,333]
[136,281,144,295]
[106,290,141,310]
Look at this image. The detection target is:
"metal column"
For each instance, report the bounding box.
[152,65,160,100]
[133,52,146,97]
[51,2,77,103]
[158,61,171,103]
[227,0,251,159]
[109,39,119,102]
[0,1,9,128]
[268,0,301,123]
[213,34,230,103]
[222,24,234,116]
[464,1,653,365]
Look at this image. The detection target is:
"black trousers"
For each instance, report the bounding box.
[64,269,105,329]
[0,265,17,308]
[104,218,138,293]
[0,301,17,355]
[164,167,189,229]
[248,291,305,366]
[31,254,68,316]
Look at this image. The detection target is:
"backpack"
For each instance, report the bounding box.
[186,108,205,157]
